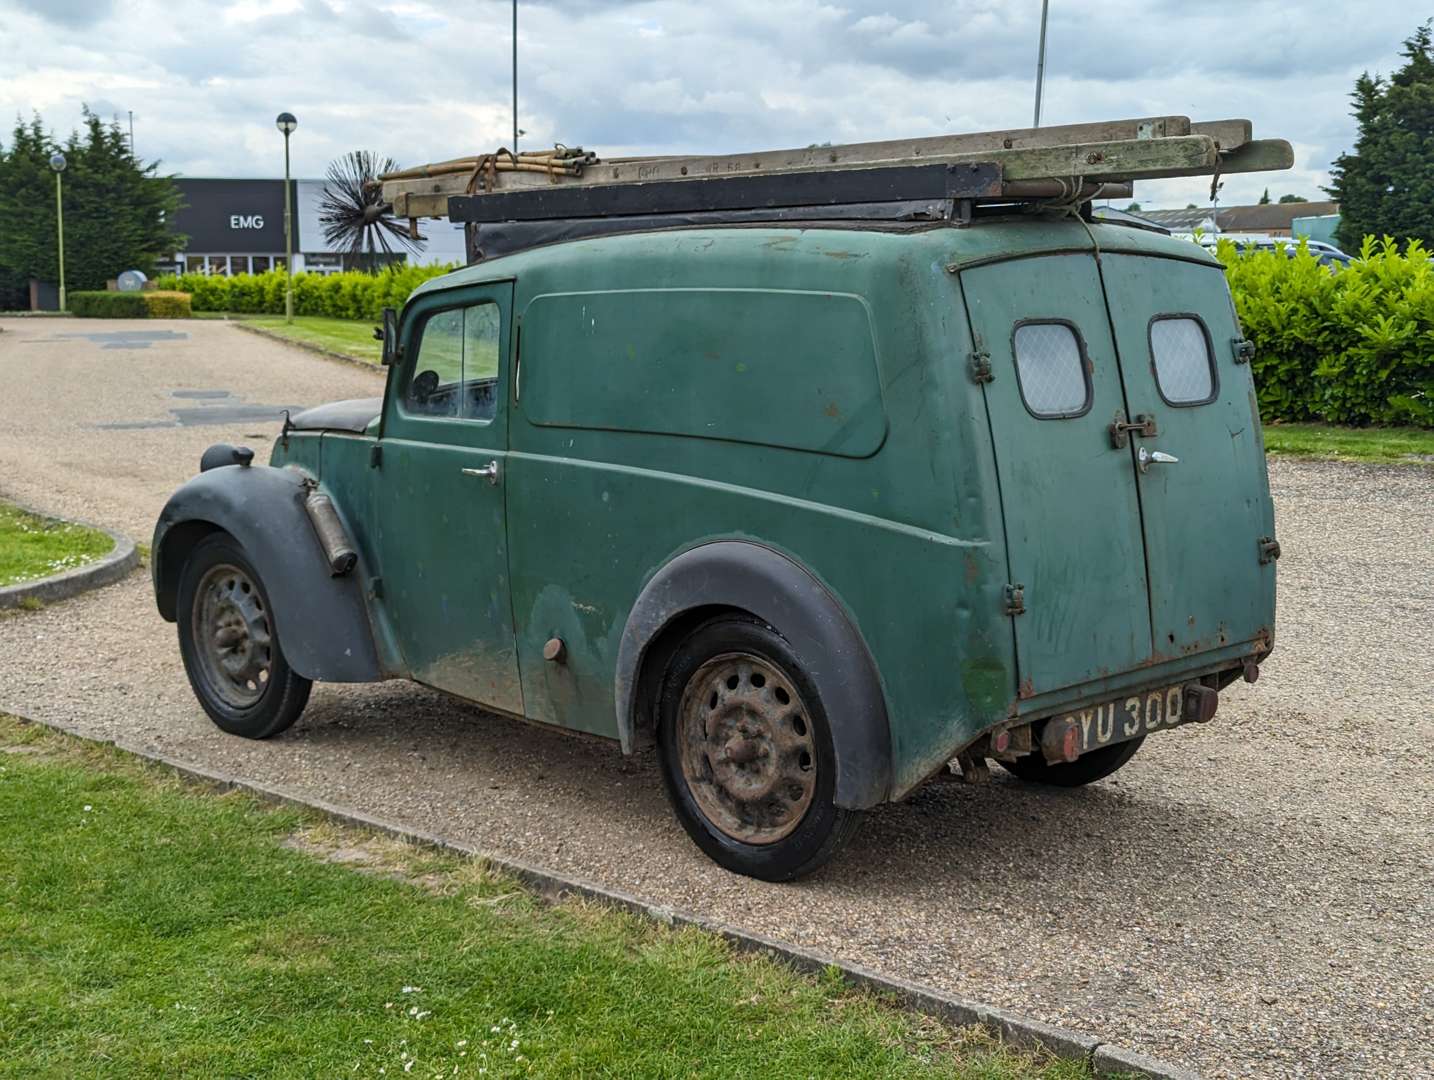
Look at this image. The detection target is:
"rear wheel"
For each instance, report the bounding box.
[999,736,1144,787]
[176,532,311,739]
[656,615,862,881]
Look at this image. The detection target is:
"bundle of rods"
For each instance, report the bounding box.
[376,146,598,191]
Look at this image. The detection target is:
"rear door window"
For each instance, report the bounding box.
[1011,320,1091,418]
[1148,316,1216,405]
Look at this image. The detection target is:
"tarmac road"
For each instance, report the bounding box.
[1,316,1430,1079]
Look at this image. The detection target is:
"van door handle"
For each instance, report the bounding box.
[460,460,501,485]
[1137,447,1179,472]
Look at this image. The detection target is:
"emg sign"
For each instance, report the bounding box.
[229,214,265,230]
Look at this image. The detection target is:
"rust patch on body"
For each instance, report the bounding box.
[1018,676,1036,700]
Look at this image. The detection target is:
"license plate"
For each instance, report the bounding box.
[1052,684,1191,759]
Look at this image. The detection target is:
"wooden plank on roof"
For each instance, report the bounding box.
[1191,119,1253,151]
[382,116,1196,215]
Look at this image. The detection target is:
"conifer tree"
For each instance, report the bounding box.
[1327,22,1434,250]
[0,109,183,307]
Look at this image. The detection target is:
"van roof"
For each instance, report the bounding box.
[410,216,1221,301]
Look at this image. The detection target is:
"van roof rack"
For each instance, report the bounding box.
[379,116,1292,231]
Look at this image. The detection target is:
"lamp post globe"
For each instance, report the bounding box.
[50,152,67,312]
[275,113,297,322]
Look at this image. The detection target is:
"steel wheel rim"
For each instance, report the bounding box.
[677,652,818,845]
[191,562,273,709]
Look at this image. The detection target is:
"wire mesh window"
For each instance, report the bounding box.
[1011,321,1091,418]
[1149,317,1216,405]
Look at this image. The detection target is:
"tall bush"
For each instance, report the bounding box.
[152,263,455,321]
[1220,237,1434,427]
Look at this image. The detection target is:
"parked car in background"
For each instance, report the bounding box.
[1186,232,1355,268]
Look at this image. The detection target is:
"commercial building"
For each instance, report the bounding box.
[1133,200,1340,240]
[164,178,466,275]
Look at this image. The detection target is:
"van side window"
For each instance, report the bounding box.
[1011,321,1091,418]
[1149,316,1216,405]
[405,302,501,421]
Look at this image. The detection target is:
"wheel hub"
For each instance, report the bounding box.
[677,653,817,845]
[193,564,273,708]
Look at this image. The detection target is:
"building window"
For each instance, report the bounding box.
[251,256,272,274]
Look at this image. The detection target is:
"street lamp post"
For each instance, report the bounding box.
[1032,0,1050,128]
[275,112,298,323]
[49,152,67,313]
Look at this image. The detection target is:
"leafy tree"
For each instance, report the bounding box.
[1259,188,1271,204]
[1327,21,1434,250]
[0,109,183,308]
[1125,202,1142,211]
[1278,194,1309,203]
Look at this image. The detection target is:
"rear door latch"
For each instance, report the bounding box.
[1232,338,1256,364]
[1109,412,1157,449]
[1003,583,1026,616]
[1258,536,1282,564]
[969,350,994,383]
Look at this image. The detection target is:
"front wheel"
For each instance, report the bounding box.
[176,532,312,739]
[999,735,1144,787]
[656,615,863,881]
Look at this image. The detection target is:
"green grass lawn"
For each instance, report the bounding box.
[0,717,1100,1080]
[0,502,113,587]
[243,315,384,364]
[1262,422,1434,464]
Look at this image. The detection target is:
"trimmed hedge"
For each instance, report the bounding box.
[69,291,146,317]
[153,264,456,321]
[69,290,193,318]
[1219,237,1434,428]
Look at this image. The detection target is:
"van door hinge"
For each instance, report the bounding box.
[969,350,994,383]
[1232,338,1255,364]
[1109,411,1158,449]
[1258,536,1282,564]
[369,444,382,469]
[1003,583,1026,616]
[369,576,384,599]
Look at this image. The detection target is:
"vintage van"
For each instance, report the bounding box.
[153,214,1278,880]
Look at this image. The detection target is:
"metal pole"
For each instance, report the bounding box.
[128,110,134,154]
[512,0,519,153]
[1032,0,1050,128]
[283,132,293,323]
[55,171,66,313]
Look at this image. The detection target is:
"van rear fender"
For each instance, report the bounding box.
[152,461,383,683]
[616,541,892,810]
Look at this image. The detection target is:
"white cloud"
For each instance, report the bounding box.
[0,0,1416,209]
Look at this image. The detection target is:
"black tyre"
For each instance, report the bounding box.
[999,735,1144,787]
[656,614,863,881]
[176,532,312,739]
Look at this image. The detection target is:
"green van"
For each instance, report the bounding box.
[153,214,1277,880]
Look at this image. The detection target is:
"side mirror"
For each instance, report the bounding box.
[380,307,400,366]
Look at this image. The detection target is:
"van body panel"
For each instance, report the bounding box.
[520,287,886,458]
[502,227,1015,795]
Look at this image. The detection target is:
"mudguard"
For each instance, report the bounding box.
[152,463,384,683]
[615,541,892,810]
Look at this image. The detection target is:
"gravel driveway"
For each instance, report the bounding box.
[1,316,1430,1079]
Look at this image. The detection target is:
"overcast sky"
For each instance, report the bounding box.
[0,0,1421,209]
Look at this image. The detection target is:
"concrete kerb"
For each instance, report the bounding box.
[0,514,139,610]
[7,712,1201,1080]
[228,319,380,372]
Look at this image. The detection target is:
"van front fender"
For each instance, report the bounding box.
[152,462,383,683]
[616,541,892,810]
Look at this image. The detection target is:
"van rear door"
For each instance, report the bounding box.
[1099,254,1276,658]
[961,253,1152,695]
